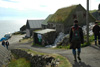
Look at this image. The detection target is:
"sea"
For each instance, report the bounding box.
[0,20,26,39]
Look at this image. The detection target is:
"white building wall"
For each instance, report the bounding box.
[26,29,30,37]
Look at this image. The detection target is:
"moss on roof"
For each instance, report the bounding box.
[48,4,96,24]
[48,5,78,23]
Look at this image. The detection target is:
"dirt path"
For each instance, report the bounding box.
[9,35,100,67]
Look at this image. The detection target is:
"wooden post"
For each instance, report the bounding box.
[86,0,89,44]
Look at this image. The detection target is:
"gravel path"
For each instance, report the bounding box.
[9,35,100,67]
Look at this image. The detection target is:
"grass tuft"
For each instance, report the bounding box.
[8,58,30,67]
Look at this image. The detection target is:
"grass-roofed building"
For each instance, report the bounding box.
[47,4,96,34]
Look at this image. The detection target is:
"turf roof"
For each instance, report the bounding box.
[48,4,78,23]
[48,4,96,24]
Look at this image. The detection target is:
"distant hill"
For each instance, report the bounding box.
[91,10,100,21]
[90,4,100,21]
[89,10,97,13]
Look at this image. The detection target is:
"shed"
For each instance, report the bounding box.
[33,29,56,45]
[26,20,44,37]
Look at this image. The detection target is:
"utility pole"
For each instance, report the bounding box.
[86,0,89,44]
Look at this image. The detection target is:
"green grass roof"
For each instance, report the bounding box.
[48,5,78,23]
[48,4,96,24]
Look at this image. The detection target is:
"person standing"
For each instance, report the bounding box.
[92,22,100,46]
[2,40,5,47]
[5,40,9,49]
[69,20,84,62]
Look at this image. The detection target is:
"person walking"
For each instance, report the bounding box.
[5,40,9,49]
[92,22,100,46]
[2,40,5,47]
[69,20,84,62]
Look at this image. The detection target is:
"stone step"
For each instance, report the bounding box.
[0,45,11,66]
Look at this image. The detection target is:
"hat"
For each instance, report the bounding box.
[74,20,78,23]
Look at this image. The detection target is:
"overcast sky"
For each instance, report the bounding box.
[0,0,100,20]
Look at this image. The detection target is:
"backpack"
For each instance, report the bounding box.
[71,26,80,41]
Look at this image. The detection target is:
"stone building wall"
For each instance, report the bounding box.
[11,49,59,67]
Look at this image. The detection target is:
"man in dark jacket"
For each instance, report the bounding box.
[92,22,100,45]
[69,20,84,61]
[5,40,9,49]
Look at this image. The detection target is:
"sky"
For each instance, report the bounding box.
[0,0,100,20]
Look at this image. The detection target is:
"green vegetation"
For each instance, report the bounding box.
[89,35,94,42]
[89,10,97,13]
[56,44,70,49]
[54,54,71,67]
[8,58,30,67]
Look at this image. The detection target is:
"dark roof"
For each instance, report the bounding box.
[42,14,53,25]
[27,20,44,28]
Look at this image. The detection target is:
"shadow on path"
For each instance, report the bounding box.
[90,45,100,50]
[73,61,91,67]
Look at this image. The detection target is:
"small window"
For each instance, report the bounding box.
[83,13,86,18]
[73,14,77,19]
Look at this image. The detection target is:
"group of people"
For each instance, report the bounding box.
[69,20,100,62]
[2,40,9,49]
